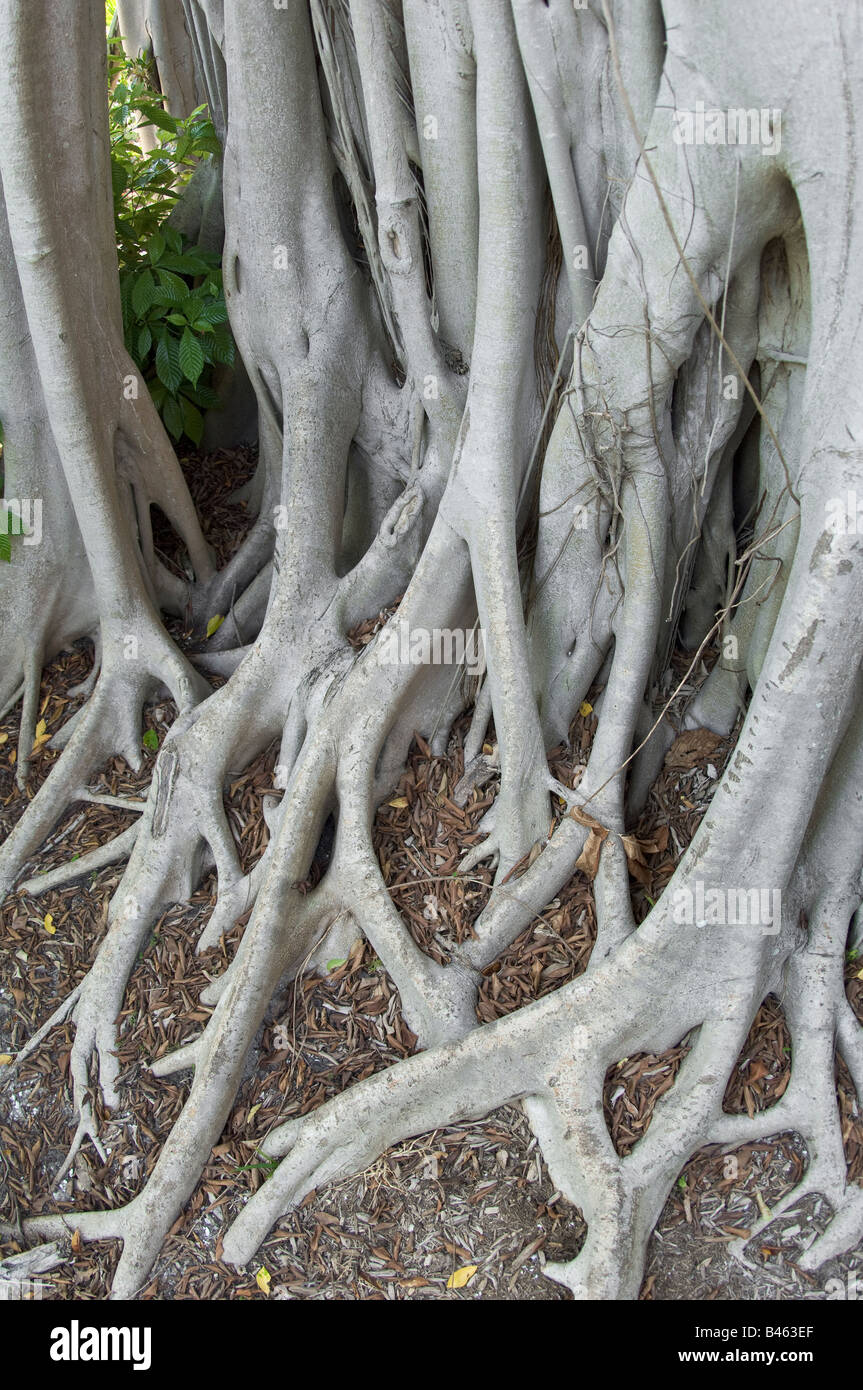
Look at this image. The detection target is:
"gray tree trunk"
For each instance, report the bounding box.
[1,0,862,1300]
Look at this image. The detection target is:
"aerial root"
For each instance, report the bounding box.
[66,633,101,700]
[196,857,266,955]
[18,822,141,896]
[13,1204,128,1248]
[0,648,205,899]
[14,644,43,790]
[463,679,493,764]
[715,1013,860,1268]
[220,1018,529,1268]
[0,981,83,1078]
[77,792,148,813]
[798,1187,863,1270]
[335,834,482,1045]
[149,1037,202,1078]
[52,1106,108,1188]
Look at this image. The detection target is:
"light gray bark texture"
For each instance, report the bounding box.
[1,0,862,1300]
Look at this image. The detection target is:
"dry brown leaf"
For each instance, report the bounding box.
[664,728,723,769]
[569,806,609,835]
[620,834,648,866]
[576,829,605,879]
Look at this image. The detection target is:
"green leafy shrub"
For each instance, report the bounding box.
[109,51,234,444]
[120,225,233,444]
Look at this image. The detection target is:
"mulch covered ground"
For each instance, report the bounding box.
[1,448,862,1301]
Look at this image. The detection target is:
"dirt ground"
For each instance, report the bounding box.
[1,447,861,1302]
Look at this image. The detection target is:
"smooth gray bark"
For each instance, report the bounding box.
[2,0,862,1301]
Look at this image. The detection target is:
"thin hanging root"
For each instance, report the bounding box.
[18,822,141,896]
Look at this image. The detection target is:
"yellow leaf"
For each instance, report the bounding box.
[388,796,409,808]
[247,1104,261,1123]
[44,913,56,935]
[446,1263,477,1290]
[9,748,16,765]
[0,732,7,745]
[0,1054,13,1066]
[206,614,224,638]
[857,967,863,981]
[255,1266,271,1295]
[579,701,593,717]
[31,717,51,752]
[755,1189,771,1222]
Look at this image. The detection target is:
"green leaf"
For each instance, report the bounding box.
[194,135,222,156]
[155,334,182,392]
[157,269,188,304]
[162,393,184,440]
[0,529,11,563]
[179,327,205,386]
[179,394,204,445]
[158,252,210,275]
[137,324,152,360]
[326,958,347,973]
[206,614,224,638]
[163,226,183,255]
[136,102,181,134]
[142,728,159,752]
[131,268,156,318]
[147,230,165,264]
[119,273,134,330]
[210,329,235,366]
[196,297,228,326]
[184,382,222,410]
[166,313,187,326]
[110,157,128,203]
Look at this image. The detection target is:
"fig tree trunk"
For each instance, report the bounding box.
[2,0,862,1301]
